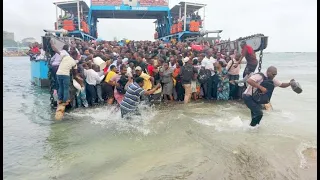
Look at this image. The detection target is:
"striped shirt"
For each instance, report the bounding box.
[120,82,145,111]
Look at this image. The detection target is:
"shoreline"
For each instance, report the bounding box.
[3,55,28,57]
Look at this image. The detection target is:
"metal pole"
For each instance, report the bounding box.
[203,6,206,31]
[56,4,58,26]
[184,3,187,31]
[77,0,81,31]
[179,5,181,19]
[81,4,83,20]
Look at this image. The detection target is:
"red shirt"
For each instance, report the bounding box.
[147,64,155,77]
[31,47,40,54]
[241,45,257,65]
[191,44,203,51]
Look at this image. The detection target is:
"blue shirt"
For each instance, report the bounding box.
[120,82,145,111]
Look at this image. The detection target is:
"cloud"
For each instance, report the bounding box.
[3,0,317,52]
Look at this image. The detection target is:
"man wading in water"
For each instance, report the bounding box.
[243,66,293,127]
[120,77,161,118]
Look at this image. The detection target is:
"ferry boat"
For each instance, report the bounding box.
[31,0,268,110]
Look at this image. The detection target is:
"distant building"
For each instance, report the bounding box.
[3,31,14,41]
[21,37,37,46]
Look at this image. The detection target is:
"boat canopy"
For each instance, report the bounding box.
[170,1,206,17]
[53,0,89,13]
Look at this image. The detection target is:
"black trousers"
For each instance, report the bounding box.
[206,76,215,99]
[51,65,59,90]
[206,76,213,99]
[229,75,240,100]
[175,82,185,101]
[201,82,207,98]
[207,74,219,99]
[243,94,263,126]
[85,83,97,105]
[243,64,258,78]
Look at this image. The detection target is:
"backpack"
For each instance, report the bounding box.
[181,65,194,82]
[252,73,275,104]
[116,75,129,94]
[198,69,210,84]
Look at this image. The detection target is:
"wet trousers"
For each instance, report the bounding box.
[243,94,263,127]
[85,83,97,106]
[57,75,70,103]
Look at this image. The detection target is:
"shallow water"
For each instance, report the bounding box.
[3,53,317,180]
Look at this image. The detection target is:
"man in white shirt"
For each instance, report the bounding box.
[201,49,217,100]
[83,64,104,105]
[243,66,293,127]
[56,50,78,105]
[169,56,176,70]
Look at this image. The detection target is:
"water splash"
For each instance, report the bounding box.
[68,103,158,135]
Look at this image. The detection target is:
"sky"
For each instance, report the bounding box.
[3,0,317,52]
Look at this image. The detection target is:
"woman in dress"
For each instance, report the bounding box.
[216,60,230,100]
[160,62,174,101]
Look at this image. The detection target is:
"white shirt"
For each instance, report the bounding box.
[52,50,70,66]
[56,56,77,76]
[243,73,282,96]
[108,60,121,72]
[201,56,217,76]
[60,50,69,59]
[36,49,45,60]
[83,69,101,86]
[169,63,176,70]
[51,53,62,66]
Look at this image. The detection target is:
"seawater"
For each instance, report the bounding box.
[3,53,317,180]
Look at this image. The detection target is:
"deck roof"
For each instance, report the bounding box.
[170,1,206,17]
[53,0,89,13]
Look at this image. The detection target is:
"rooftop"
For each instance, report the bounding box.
[170,1,206,17]
[53,0,89,13]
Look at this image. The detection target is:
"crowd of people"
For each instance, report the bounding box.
[48,39,294,126]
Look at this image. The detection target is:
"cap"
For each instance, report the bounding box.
[122,58,128,64]
[183,57,190,63]
[135,66,142,71]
